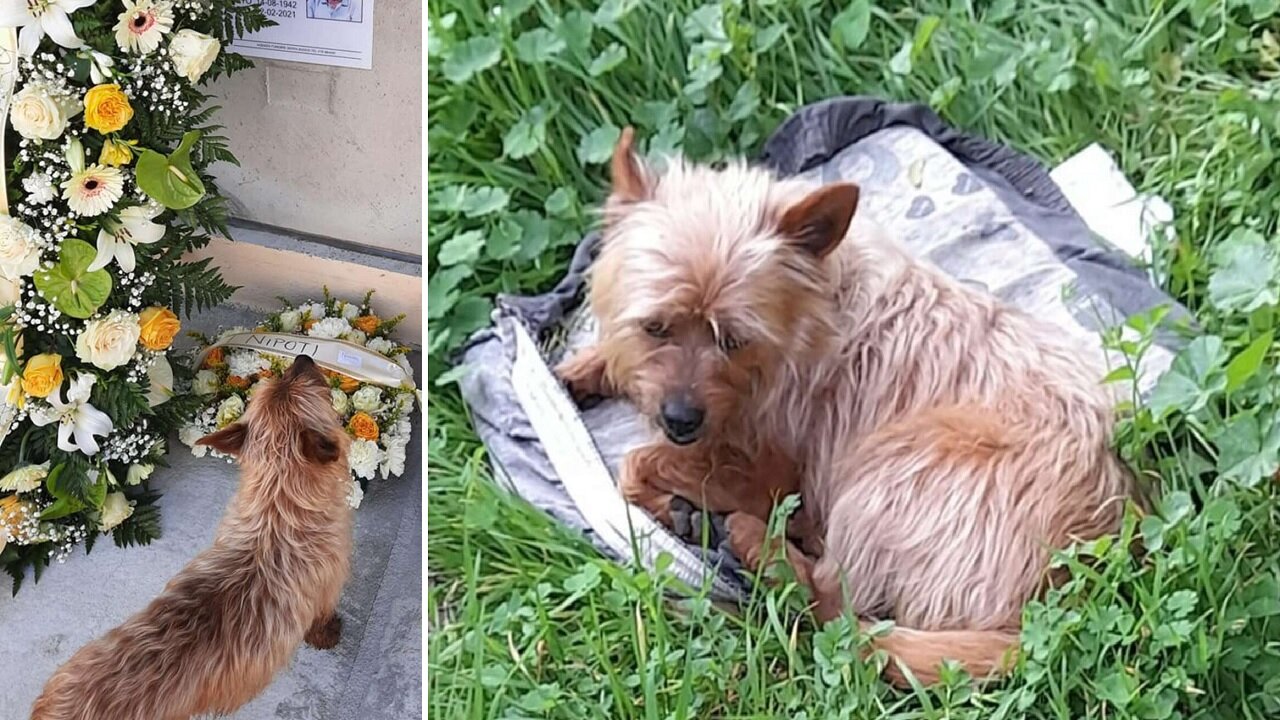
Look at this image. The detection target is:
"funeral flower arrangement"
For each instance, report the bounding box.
[0,0,270,590]
[181,290,417,508]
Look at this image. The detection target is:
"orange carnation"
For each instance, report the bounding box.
[353,315,380,334]
[347,412,379,441]
[226,375,251,390]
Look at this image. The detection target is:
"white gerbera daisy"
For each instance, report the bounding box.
[114,0,174,55]
[62,164,124,216]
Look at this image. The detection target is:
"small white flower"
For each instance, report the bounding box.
[0,0,96,56]
[27,373,114,456]
[88,206,166,273]
[346,479,363,509]
[308,317,350,339]
[351,386,381,413]
[366,337,395,355]
[145,354,173,407]
[193,368,219,395]
[396,392,417,415]
[125,463,154,485]
[114,0,174,54]
[179,424,207,456]
[22,173,56,204]
[81,48,115,83]
[278,309,301,332]
[98,491,134,531]
[341,329,367,346]
[0,462,50,492]
[330,388,349,414]
[0,215,42,280]
[340,303,360,321]
[168,28,219,82]
[301,302,326,320]
[227,349,269,379]
[215,393,244,427]
[379,437,407,477]
[76,310,141,371]
[347,438,380,479]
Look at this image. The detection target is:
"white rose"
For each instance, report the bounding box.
[215,394,245,427]
[125,463,154,485]
[347,438,380,479]
[0,276,21,307]
[342,329,367,346]
[9,83,80,141]
[308,317,350,339]
[168,29,221,83]
[379,437,407,477]
[367,337,395,355]
[179,424,208,456]
[331,388,350,414]
[0,462,50,492]
[341,303,360,320]
[0,215,42,280]
[98,491,134,531]
[75,310,141,371]
[21,173,56,205]
[278,309,301,332]
[346,479,363,509]
[193,368,220,395]
[351,386,382,413]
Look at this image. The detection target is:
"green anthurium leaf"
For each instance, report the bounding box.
[40,495,86,521]
[135,131,206,209]
[33,238,113,319]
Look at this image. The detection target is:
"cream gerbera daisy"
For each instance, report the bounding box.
[62,164,124,216]
[113,0,173,55]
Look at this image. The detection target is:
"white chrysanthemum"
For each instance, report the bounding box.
[62,164,124,216]
[346,479,363,509]
[301,302,325,320]
[379,437,407,477]
[351,386,381,413]
[347,438,380,479]
[308,317,350,339]
[330,388,349,414]
[341,329,367,345]
[193,368,219,395]
[98,492,134,531]
[0,215,42,280]
[340,303,360,320]
[21,173,56,204]
[366,337,395,355]
[179,424,207,456]
[125,463,154,485]
[114,0,174,54]
[396,392,416,415]
[278,309,301,332]
[227,350,269,379]
[0,462,50,492]
[215,394,244,427]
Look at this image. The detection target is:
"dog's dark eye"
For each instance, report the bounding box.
[718,333,747,353]
[643,320,671,339]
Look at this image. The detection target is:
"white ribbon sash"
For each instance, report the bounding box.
[199,332,416,390]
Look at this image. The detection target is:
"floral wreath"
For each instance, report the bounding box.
[0,0,271,592]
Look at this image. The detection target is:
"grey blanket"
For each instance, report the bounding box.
[456,97,1186,602]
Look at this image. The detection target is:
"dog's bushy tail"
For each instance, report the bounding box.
[858,620,1019,687]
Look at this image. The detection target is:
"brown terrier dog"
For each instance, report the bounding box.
[32,354,353,720]
[558,128,1135,686]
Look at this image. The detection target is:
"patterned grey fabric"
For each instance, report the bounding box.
[455,97,1187,593]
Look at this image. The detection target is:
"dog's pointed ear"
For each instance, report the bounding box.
[196,423,247,456]
[302,429,342,465]
[778,183,860,258]
[610,126,651,205]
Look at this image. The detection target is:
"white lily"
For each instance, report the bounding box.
[87,206,166,273]
[144,354,173,407]
[28,373,114,456]
[80,48,116,83]
[0,0,97,56]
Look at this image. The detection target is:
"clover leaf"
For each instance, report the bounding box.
[34,238,113,319]
[135,131,206,210]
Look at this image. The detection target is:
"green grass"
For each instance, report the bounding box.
[427,1,1280,717]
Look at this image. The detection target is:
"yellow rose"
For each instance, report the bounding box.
[21,353,62,398]
[138,306,181,351]
[83,84,134,134]
[99,138,135,166]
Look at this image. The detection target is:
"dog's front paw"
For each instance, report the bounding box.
[619,448,675,526]
[554,347,612,409]
[725,512,769,571]
[304,613,343,650]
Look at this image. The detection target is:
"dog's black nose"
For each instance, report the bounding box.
[660,397,704,445]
